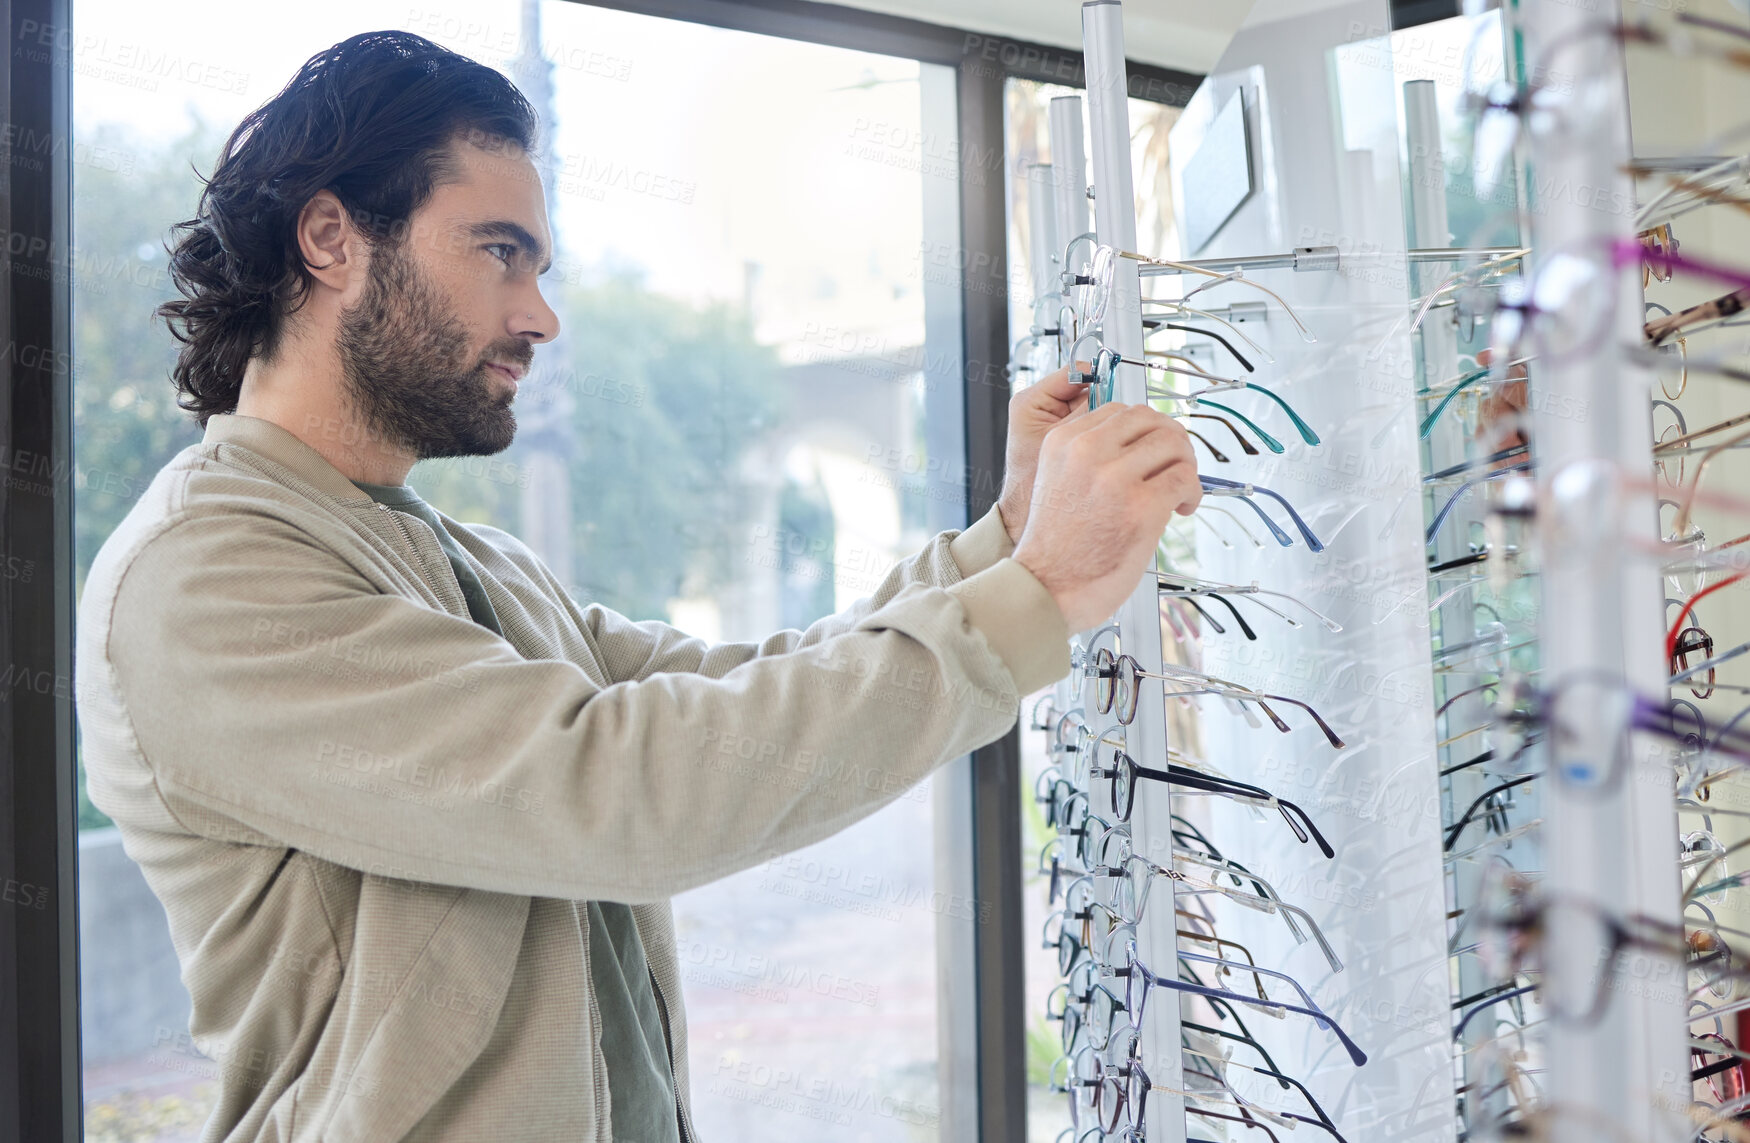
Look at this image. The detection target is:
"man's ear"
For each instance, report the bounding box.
[296,189,366,294]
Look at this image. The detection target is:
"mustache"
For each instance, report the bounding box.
[481,340,534,371]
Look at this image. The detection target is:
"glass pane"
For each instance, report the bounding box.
[71,4,965,1141]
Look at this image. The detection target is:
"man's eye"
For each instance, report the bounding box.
[486,244,516,264]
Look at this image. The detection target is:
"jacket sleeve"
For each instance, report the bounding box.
[537,504,1056,686]
[98,504,1069,904]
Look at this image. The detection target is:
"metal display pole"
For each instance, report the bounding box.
[1027,162,1061,308]
[1048,95,1091,271]
[1081,6,1186,1143]
[1131,245,1522,274]
[1515,4,1687,1140]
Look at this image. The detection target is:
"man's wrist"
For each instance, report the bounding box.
[949,503,1020,580]
[995,496,1025,546]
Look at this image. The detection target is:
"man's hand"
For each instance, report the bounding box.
[1013,403,1202,633]
[997,364,1091,545]
[1474,347,1528,470]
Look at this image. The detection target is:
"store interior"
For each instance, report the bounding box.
[23,0,1750,1140]
[1017,1,1750,1142]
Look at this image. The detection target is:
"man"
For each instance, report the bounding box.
[75,29,1200,1143]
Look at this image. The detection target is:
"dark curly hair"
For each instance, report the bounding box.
[156,30,540,426]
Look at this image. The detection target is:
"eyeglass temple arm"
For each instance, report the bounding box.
[1199,507,1270,552]
[1218,1058,1345,1141]
[1153,973,1365,1064]
[1195,399,1285,453]
[1162,668,1302,731]
[1201,476,1326,550]
[1181,1016,1290,1082]
[1182,426,1231,464]
[1154,766,1314,851]
[1168,589,1297,643]
[1168,851,1303,939]
[1444,772,1539,851]
[1200,480,1296,546]
[1242,382,1322,446]
[1182,950,1323,1013]
[1422,447,1532,489]
[1453,984,1538,1041]
[1158,301,1275,361]
[1131,757,1275,805]
[1181,951,1270,1004]
[1427,478,1483,547]
[1195,1091,1343,1143]
[1171,815,1231,863]
[1120,248,1317,343]
[1189,1106,1285,1143]
[1183,411,1262,454]
[1250,897,1343,973]
[1202,593,1257,640]
[1270,796,1337,857]
[1245,482,1328,551]
[1157,571,1342,632]
[1147,348,1245,384]
[1158,673,1340,752]
[1435,680,1498,720]
[1181,267,1246,306]
[1427,461,1535,546]
[1187,597,1246,642]
[1153,683,1296,734]
[1193,1057,1347,1143]
[1257,696,1347,752]
[1149,319,1256,373]
[1137,354,1247,388]
[1183,932,1265,980]
[1183,854,1309,945]
[1418,365,1494,439]
[1243,589,1342,632]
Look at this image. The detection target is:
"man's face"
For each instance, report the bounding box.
[336,135,559,461]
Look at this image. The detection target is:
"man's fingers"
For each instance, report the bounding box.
[1097,416,1201,516]
[1136,436,1204,515]
[1081,403,1177,451]
[1043,398,1131,442]
[1018,362,1095,420]
[1108,420,1197,485]
[1041,361,1095,399]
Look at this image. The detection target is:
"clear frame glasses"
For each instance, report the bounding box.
[1089,647,1345,750]
[1069,242,1317,342]
[1198,476,1328,551]
[1117,938,1367,1066]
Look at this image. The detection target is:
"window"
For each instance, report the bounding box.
[70,3,968,1139]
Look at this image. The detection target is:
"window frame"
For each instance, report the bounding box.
[0,0,1197,1139]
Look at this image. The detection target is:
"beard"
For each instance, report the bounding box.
[335,236,528,460]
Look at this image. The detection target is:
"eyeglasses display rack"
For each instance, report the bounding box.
[1524,0,1687,1135]
[1030,3,1460,1141]
[1630,0,1750,1137]
[1397,12,1551,1140]
[1023,1,1714,1141]
[1408,3,1689,1140]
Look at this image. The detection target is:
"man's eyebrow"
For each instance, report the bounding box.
[465,220,553,275]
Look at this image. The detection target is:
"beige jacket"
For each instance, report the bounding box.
[75,413,1069,1143]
